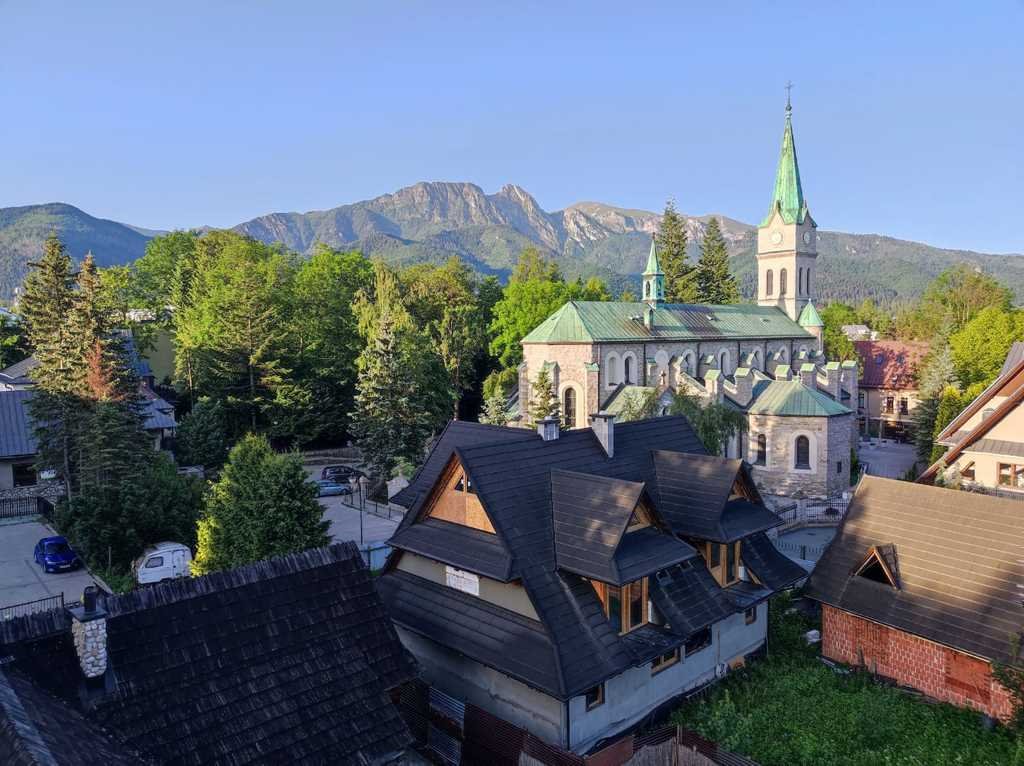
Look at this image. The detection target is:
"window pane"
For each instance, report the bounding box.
[999,464,1012,486]
[607,586,622,633]
[726,544,736,583]
[563,389,576,428]
[796,436,810,469]
[629,580,644,629]
[710,544,721,567]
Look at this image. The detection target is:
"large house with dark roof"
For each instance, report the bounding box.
[513,100,856,500]
[379,415,804,753]
[0,543,418,765]
[919,342,1024,495]
[804,477,1022,721]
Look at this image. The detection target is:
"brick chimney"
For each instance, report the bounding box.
[842,360,859,406]
[774,364,792,381]
[69,586,107,679]
[799,363,817,389]
[590,412,615,457]
[822,361,842,398]
[537,416,560,442]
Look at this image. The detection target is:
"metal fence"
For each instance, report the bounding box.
[772,538,829,562]
[340,492,406,521]
[0,592,64,621]
[774,494,850,529]
[0,496,52,521]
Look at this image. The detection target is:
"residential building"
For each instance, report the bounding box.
[0,543,418,765]
[853,340,929,440]
[841,324,876,342]
[918,342,1024,494]
[804,477,1020,721]
[380,415,805,753]
[514,101,856,501]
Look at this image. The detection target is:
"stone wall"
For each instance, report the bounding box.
[822,606,1013,721]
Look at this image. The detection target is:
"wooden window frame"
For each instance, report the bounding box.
[584,683,604,710]
[704,541,742,587]
[960,461,975,481]
[651,648,680,675]
[744,606,757,625]
[794,435,811,470]
[590,578,649,635]
[997,463,1024,490]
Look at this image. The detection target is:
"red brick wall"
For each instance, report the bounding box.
[822,606,1013,721]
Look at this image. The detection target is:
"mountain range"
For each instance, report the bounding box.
[1,182,1022,305]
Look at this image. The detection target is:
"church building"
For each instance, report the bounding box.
[516,100,856,501]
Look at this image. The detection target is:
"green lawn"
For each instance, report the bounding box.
[672,595,1021,766]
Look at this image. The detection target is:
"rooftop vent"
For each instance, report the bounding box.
[590,411,615,458]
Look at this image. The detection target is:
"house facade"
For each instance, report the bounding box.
[919,342,1024,494]
[381,416,804,753]
[853,340,929,440]
[804,477,1021,721]
[516,100,856,501]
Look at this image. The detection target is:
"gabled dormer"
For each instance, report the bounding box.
[420,453,495,534]
[853,544,900,588]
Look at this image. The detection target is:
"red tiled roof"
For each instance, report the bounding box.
[854,340,929,389]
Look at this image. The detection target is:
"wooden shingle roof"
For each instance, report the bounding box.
[804,477,1024,664]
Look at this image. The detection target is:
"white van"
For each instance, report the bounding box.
[134,542,192,585]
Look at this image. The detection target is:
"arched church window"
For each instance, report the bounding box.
[780,268,788,296]
[795,435,810,469]
[644,282,650,298]
[766,270,773,296]
[798,267,804,295]
[718,349,730,375]
[606,354,620,386]
[563,388,577,429]
[806,269,812,295]
[752,349,761,370]
[682,351,695,377]
[756,434,767,466]
[624,356,633,384]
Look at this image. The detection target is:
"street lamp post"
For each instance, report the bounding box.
[349,476,363,546]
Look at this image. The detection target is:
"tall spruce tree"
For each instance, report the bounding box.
[657,200,695,302]
[911,345,958,461]
[695,218,739,304]
[527,367,560,425]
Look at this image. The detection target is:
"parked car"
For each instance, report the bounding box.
[33,536,81,573]
[134,542,192,585]
[320,465,364,483]
[315,479,352,497]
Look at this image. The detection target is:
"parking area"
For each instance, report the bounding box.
[0,518,99,612]
[858,440,919,479]
[304,463,403,546]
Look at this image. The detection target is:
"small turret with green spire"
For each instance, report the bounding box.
[642,234,665,306]
[798,299,823,328]
[761,91,809,227]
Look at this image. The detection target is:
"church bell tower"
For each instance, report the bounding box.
[756,90,817,322]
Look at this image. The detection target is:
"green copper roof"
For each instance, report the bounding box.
[521,301,813,344]
[798,300,823,328]
[603,385,657,416]
[643,238,663,276]
[760,105,808,227]
[744,379,850,417]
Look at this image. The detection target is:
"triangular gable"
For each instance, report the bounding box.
[729,463,764,506]
[418,454,496,534]
[853,545,899,588]
[935,355,1024,444]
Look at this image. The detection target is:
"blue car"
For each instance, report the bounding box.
[315,480,352,497]
[33,536,81,573]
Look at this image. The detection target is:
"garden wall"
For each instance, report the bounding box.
[822,605,1013,721]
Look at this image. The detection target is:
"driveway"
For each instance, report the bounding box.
[304,464,402,546]
[0,519,99,613]
[858,440,919,479]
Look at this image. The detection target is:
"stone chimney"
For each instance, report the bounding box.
[590,412,615,457]
[69,586,107,679]
[537,416,560,442]
[799,363,817,389]
[731,367,754,406]
[704,369,723,402]
[822,361,842,398]
[774,364,791,381]
[842,360,859,406]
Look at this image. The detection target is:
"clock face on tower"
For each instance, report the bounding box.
[802,231,812,245]
[770,231,783,245]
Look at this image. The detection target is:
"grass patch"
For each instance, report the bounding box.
[672,594,1022,766]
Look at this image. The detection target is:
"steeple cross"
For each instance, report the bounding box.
[785,80,794,110]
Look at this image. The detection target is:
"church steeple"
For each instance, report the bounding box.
[761,95,808,227]
[642,235,665,306]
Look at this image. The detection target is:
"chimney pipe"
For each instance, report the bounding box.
[537,416,560,442]
[590,412,615,457]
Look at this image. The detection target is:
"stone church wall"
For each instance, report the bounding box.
[747,413,852,498]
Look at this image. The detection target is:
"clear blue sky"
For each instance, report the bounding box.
[1,1,1021,253]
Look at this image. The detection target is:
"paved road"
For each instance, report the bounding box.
[0,519,99,611]
[858,440,919,479]
[320,495,401,546]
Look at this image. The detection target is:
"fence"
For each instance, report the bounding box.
[340,492,406,522]
[395,679,759,766]
[0,496,53,521]
[0,592,64,621]
[773,493,850,530]
[772,537,829,562]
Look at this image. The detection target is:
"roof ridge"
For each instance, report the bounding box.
[103,542,362,616]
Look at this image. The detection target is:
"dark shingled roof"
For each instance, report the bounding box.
[741,532,807,591]
[804,477,1024,664]
[0,390,36,459]
[1,543,416,766]
[389,517,514,581]
[649,562,734,637]
[384,417,789,699]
